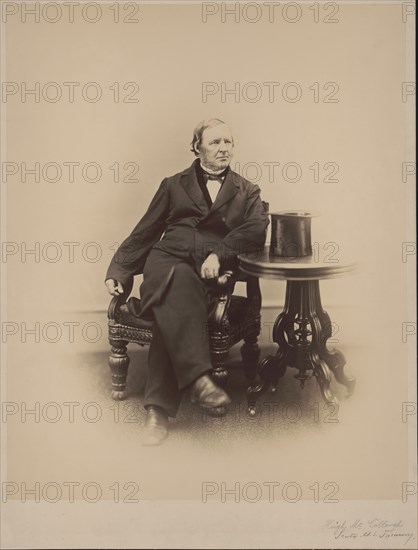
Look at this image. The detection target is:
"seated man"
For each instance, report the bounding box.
[105,118,268,445]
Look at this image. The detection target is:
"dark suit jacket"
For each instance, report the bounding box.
[106,159,269,311]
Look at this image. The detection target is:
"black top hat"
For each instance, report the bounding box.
[270,211,313,257]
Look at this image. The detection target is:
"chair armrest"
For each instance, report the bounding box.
[216,269,260,299]
[216,270,234,287]
[107,278,134,321]
[108,294,127,321]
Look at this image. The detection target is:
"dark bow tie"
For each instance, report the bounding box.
[202,169,227,184]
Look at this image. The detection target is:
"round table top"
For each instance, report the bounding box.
[238,246,356,281]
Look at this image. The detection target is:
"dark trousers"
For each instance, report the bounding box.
[143,261,216,417]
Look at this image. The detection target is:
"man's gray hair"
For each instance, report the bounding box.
[190,118,233,155]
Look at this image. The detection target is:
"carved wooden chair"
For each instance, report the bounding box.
[107,203,268,401]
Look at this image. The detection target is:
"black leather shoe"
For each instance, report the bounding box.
[190,374,231,409]
[142,406,169,446]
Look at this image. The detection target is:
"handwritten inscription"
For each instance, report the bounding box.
[325,519,415,547]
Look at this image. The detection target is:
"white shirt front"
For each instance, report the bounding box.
[206,178,222,203]
[200,162,226,203]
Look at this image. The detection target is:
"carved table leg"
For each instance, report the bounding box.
[245,284,297,413]
[109,339,130,400]
[328,350,356,396]
[312,281,356,396]
[247,279,355,412]
[313,358,338,405]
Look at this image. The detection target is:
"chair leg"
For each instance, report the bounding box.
[241,333,260,382]
[109,339,130,400]
[211,350,229,383]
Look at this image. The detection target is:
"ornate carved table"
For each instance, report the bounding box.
[238,247,356,415]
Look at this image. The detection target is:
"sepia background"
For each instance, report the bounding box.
[1,1,416,548]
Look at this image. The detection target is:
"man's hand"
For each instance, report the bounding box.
[200,253,220,279]
[105,278,124,296]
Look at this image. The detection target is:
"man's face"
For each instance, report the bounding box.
[197,124,234,171]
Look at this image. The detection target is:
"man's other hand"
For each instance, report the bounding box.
[105,278,124,296]
[201,253,220,279]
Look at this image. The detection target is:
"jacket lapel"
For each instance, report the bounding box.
[180,161,209,214]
